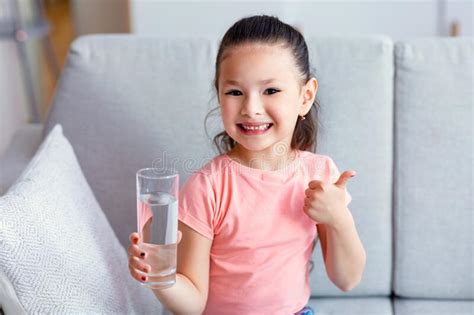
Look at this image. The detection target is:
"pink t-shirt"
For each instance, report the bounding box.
[178,150,352,315]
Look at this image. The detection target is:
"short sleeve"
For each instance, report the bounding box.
[178,171,216,241]
[327,156,353,206]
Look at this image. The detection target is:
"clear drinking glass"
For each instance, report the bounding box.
[136,168,179,289]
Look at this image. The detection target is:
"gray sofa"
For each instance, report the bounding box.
[0,34,472,314]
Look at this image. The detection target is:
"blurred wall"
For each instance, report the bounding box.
[130,0,473,39]
[0,42,30,156]
[0,0,40,156]
[71,0,130,35]
[0,0,130,156]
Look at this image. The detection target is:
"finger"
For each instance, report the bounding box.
[127,243,146,259]
[129,255,151,274]
[129,262,148,282]
[303,201,311,213]
[129,232,140,244]
[334,170,356,188]
[308,180,323,189]
[305,188,313,197]
[303,206,311,215]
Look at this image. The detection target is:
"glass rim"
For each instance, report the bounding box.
[136,167,179,180]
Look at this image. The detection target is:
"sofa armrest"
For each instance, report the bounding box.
[0,123,43,195]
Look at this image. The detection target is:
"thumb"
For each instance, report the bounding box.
[334,170,356,188]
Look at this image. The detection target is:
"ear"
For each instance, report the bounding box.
[300,77,318,116]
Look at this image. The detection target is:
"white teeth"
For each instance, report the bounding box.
[241,124,270,131]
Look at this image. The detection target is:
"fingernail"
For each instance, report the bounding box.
[133,238,138,243]
[140,252,145,257]
[141,276,146,281]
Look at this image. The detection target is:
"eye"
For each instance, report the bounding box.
[225,90,242,96]
[265,88,280,95]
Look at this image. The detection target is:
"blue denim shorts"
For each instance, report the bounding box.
[294,305,314,315]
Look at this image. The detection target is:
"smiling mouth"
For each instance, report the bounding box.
[237,123,273,131]
[236,123,273,134]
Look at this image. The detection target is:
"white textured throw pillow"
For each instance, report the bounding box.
[0,124,162,313]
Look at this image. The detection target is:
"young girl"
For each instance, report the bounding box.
[128,15,366,315]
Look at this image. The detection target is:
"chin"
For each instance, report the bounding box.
[236,141,274,153]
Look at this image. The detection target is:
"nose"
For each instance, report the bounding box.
[240,94,264,118]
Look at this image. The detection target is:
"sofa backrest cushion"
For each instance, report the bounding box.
[393,38,473,299]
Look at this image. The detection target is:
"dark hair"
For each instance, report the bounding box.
[205,14,321,156]
[204,14,321,273]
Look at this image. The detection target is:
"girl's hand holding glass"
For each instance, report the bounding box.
[303,171,356,228]
[127,231,182,285]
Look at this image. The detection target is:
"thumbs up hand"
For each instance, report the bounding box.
[303,171,356,228]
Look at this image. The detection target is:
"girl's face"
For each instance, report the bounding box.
[217,43,317,157]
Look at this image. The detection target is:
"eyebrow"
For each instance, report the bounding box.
[223,78,279,85]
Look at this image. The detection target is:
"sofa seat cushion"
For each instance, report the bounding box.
[307,297,393,314]
[394,298,474,315]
